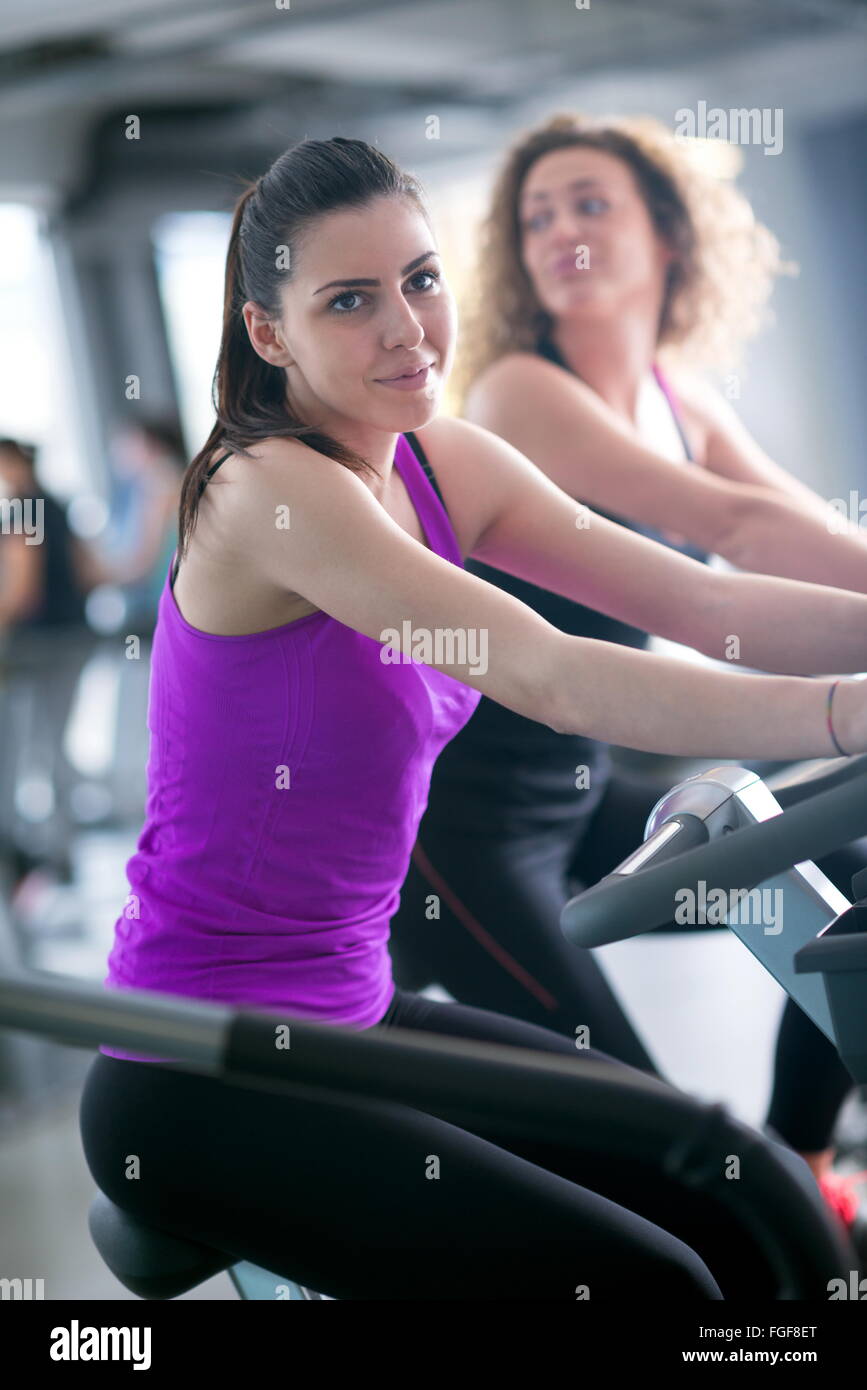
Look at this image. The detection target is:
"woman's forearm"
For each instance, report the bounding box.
[548,635,860,759]
[697,570,867,675]
[722,488,867,593]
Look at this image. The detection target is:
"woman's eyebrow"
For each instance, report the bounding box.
[521,178,605,205]
[313,250,439,295]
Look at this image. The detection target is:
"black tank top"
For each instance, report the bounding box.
[424,341,710,832]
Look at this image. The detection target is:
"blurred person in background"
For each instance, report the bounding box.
[0,438,89,633]
[80,414,185,637]
[388,112,867,1238]
[0,438,94,888]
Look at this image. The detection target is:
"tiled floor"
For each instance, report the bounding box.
[1,823,865,1300]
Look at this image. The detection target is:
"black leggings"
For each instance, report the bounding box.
[80,985,819,1302]
[388,769,861,1154]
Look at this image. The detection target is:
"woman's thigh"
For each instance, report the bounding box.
[79,1049,719,1302]
[378,989,794,1300]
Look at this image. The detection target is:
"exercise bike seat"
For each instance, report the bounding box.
[88,1191,233,1299]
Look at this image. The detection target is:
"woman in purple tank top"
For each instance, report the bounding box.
[80,135,867,1301]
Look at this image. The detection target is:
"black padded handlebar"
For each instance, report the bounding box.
[562,756,867,948]
[0,968,856,1296]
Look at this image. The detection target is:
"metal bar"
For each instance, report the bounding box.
[563,768,867,946]
[0,970,231,1065]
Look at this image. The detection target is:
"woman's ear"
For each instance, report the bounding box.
[241,301,295,367]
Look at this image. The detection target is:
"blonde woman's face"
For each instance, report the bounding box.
[517,146,673,326]
[264,195,456,438]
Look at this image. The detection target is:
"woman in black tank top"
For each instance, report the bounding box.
[442,331,708,837]
[389,115,867,1238]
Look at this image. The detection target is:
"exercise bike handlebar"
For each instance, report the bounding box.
[0,967,855,1297]
[561,755,867,949]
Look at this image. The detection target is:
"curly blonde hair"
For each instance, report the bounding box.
[453,112,794,402]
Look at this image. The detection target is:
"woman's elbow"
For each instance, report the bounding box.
[530,632,587,737]
[709,486,780,573]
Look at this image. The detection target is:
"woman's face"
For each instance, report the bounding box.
[517,146,674,328]
[0,449,32,495]
[247,195,456,441]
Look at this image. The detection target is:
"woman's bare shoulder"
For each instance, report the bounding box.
[206,434,337,480]
[464,352,600,434]
[411,413,506,480]
[180,435,346,627]
[466,350,562,398]
[201,435,367,528]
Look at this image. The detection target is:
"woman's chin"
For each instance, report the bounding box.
[372,385,442,431]
[550,283,606,315]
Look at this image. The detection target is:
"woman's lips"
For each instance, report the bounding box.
[374,363,434,391]
[551,253,586,277]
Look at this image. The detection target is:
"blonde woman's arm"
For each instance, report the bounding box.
[465,352,867,592]
[672,370,867,559]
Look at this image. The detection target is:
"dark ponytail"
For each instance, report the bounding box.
[178,137,428,562]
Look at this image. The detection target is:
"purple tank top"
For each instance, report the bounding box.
[100,433,481,1062]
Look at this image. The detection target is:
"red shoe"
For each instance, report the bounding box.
[818,1169,867,1233]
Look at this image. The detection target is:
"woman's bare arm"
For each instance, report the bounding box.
[452,417,867,677]
[228,433,867,761]
[673,370,837,504]
[465,353,867,592]
[674,373,867,576]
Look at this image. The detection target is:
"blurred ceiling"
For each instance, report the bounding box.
[1,0,865,209]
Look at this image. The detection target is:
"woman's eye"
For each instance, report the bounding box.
[327,270,439,313]
[578,197,608,215]
[328,291,365,313]
[523,212,551,233]
[408,268,440,292]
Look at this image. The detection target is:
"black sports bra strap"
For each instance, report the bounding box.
[198,449,233,494]
[404,432,448,515]
[172,449,233,587]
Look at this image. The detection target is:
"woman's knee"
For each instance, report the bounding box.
[656,1243,723,1300]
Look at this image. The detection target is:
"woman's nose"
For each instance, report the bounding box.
[549,207,587,245]
[381,298,425,351]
